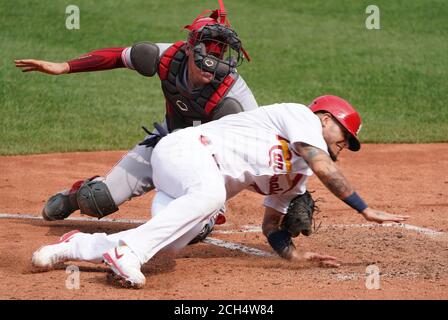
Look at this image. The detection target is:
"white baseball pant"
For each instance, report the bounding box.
[65,128,225,264]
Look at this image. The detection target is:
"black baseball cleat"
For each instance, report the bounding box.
[188,213,226,245]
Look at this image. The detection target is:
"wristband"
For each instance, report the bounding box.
[267,230,295,259]
[343,192,368,213]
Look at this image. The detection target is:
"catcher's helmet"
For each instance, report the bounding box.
[183,0,250,79]
[310,95,362,151]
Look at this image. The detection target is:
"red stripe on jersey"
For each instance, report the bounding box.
[158,41,185,80]
[165,102,173,117]
[204,75,235,115]
[276,135,290,143]
[281,174,304,194]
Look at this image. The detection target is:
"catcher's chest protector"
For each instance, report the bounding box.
[158,41,238,132]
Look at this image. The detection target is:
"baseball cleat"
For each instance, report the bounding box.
[188,213,226,245]
[42,179,84,221]
[103,245,145,289]
[32,230,80,268]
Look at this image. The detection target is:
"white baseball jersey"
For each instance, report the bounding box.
[121,43,258,112]
[197,103,329,213]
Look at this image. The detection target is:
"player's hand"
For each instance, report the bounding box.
[290,250,341,268]
[14,59,69,75]
[361,207,409,224]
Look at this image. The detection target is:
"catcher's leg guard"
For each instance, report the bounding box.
[42,180,84,221]
[77,180,118,219]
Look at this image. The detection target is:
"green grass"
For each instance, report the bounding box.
[1,0,447,155]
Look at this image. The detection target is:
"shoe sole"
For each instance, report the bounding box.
[103,253,145,289]
[106,271,143,289]
[30,261,66,273]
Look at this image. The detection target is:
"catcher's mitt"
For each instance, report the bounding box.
[282,191,315,237]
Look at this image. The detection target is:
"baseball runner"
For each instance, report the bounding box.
[32,95,409,288]
[15,1,257,241]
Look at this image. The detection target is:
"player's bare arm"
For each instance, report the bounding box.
[296,142,353,198]
[295,142,409,224]
[262,207,340,267]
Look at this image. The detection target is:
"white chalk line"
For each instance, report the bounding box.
[329,223,446,237]
[0,213,147,225]
[203,238,274,258]
[213,225,261,234]
[215,224,447,239]
[0,213,446,260]
[334,271,421,281]
[217,223,447,238]
[2,212,445,238]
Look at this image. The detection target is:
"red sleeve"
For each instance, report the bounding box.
[67,48,126,73]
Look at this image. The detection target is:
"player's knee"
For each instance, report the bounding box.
[151,191,175,218]
[193,184,226,213]
[77,180,119,219]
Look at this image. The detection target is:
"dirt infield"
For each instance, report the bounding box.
[0,144,447,300]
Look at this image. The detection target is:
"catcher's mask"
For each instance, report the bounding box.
[191,24,244,79]
[184,0,250,80]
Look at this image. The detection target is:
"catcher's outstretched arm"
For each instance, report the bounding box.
[294,142,409,224]
[15,47,126,75]
[66,48,126,73]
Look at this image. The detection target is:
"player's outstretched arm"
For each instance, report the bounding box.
[294,142,409,224]
[15,59,70,75]
[15,47,126,75]
[262,207,340,267]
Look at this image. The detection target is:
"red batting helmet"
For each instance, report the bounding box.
[310,95,362,151]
